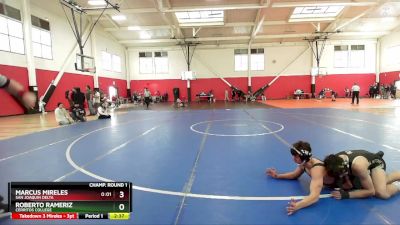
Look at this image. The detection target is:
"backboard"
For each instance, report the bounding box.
[311,67,328,77]
[181,71,196,80]
[75,54,96,73]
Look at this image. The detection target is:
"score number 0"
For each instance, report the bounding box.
[118,190,125,211]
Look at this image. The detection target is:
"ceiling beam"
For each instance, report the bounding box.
[86,3,272,15]
[104,14,120,29]
[104,25,171,31]
[119,31,388,44]
[332,0,388,32]
[102,21,296,32]
[163,3,271,12]
[390,17,400,32]
[153,0,184,39]
[249,0,270,44]
[86,8,158,15]
[272,0,378,8]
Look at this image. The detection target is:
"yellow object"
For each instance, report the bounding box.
[109,213,130,220]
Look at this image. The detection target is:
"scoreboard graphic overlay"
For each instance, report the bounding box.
[8,182,132,220]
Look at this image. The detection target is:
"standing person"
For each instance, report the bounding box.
[93,90,101,113]
[71,87,85,110]
[324,150,400,200]
[54,102,73,125]
[344,87,350,98]
[38,96,46,114]
[331,90,336,101]
[266,141,356,215]
[0,74,36,215]
[351,82,360,104]
[65,89,74,109]
[143,87,151,109]
[85,85,95,115]
[224,89,229,102]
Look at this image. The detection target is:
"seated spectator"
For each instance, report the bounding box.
[295,89,303,95]
[98,102,111,119]
[71,104,86,122]
[176,98,185,107]
[261,93,266,101]
[55,103,74,125]
[331,90,337,101]
[318,89,325,99]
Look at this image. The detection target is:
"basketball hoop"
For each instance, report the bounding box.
[84,68,96,73]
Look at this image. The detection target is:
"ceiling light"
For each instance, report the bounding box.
[128,26,141,31]
[360,23,375,31]
[290,6,344,21]
[88,0,106,6]
[111,15,127,21]
[175,10,224,26]
[179,22,224,27]
[289,17,335,23]
[140,31,151,39]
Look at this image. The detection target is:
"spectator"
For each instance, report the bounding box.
[71,87,85,110]
[224,89,229,101]
[351,83,360,104]
[344,87,350,98]
[93,90,100,113]
[331,90,336,101]
[71,104,86,122]
[97,102,111,119]
[86,85,96,115]
[143,88,151,109]
[261,93,266,102]
[176,97,184,107]
[54,102,73,125]
[65,89,74,109]
[318,89,325,99]
[38,96,46,115]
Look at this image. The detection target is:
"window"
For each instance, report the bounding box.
[290,5,344,22]
[235,49,265,71]
[102,51,112,71]
[334,45,365,68]
[154,51,168,74]
[139,52,153,74]
[102,51,121,72]
[334,45,348,68]
[0,3,24,55]
[175,10,224,26]
[349,45,365,68]
[386,45,400,66]
[234,49,248,71]
[31,15,52,59]
[251,48,264,71]
[112,55,121,72]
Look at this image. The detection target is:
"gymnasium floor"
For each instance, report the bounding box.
[1,98,400,224]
